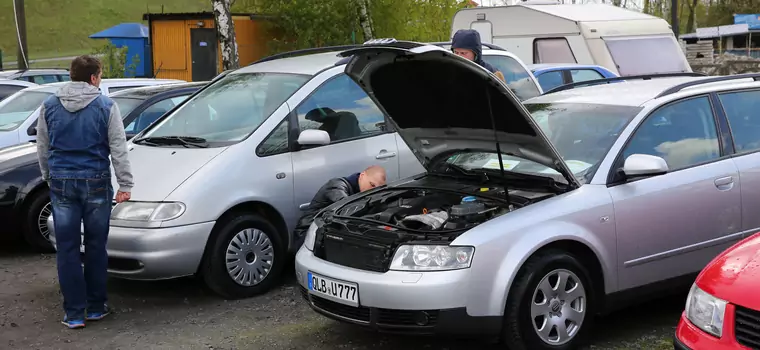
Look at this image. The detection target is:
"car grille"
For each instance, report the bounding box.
[735,304,760,349]
[313,224,397,273]
[300,286,439,327]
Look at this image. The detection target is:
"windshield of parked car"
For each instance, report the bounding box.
[138,73,309,146]
[444,103,642,184]
[111,97,144,117]
[0,90,52,131]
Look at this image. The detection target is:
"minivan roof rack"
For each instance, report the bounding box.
[428,41,507,51]
[252,45,360,65]
[654,72,760,98]
[542,72,707,95]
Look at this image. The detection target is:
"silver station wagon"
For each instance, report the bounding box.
[296,42,760,349]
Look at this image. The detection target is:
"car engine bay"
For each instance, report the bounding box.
[333,185,555,233]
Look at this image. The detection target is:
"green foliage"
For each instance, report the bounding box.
[235,0,468,54]
[91,42,140,78]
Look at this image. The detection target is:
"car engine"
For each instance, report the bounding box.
[335,187,516,232]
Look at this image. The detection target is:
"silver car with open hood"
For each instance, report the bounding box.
[296,42,760,349]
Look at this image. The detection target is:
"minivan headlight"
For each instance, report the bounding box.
[685,283,727,338]
[111,201,186,222]
[389,245,474,271]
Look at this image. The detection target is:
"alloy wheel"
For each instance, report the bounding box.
[530,268,587,346]
[37,202,52,241]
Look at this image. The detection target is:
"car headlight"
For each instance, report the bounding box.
[110,201,186,222]
[304,222,317,251]
[389,245,474,271]
[685,283,727,338]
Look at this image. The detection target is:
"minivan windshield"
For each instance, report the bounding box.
[444,103,642,184]
[0,90,52,131]
[138,72,310,146]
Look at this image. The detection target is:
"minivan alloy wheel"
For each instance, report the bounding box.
[530,268,586,346]
[225,228,274,286]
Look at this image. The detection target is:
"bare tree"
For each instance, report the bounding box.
[356,0,375,41]
[212,0,240,71]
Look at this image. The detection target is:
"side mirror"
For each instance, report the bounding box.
[126,133,136,140]
[622,154,669,178]
[27,125,37,136]
[296,129,330,146]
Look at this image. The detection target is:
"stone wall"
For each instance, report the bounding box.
[681,40,760,75]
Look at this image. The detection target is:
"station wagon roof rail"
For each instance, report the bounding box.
[654,72,760,98]
[252,45,361,65]
[542,72,707,95]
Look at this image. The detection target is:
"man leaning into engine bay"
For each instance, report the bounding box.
[293,165,387,244]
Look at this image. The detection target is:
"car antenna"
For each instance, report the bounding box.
[485,85,513,210]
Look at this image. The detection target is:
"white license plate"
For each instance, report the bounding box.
[307,271,359,307]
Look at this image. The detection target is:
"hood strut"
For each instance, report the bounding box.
[485,86,513,209]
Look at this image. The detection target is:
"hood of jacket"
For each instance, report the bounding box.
[452,29,493,70]
[54,82,102,113]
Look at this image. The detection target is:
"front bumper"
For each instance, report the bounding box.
[674,309,750,350]
[48,215,215,280]
[294,246,501,336]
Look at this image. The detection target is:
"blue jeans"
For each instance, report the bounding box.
[50,177,113,320]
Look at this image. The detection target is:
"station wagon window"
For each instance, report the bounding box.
[482,55,541,100]
[295,73,386,144]
[123,95,191,134]
[140,72,309,145]
[533,38,576,64]
[622,97,720,170]
[31,75,59,84]
[604,36,689,76]
[535,71,565,92]
[717,90,760,153]
[0,90,53,131]
[570,69,604,83]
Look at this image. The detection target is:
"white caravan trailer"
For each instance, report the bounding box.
[451,3,692,76]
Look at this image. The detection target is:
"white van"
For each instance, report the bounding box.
[451,3,692,77]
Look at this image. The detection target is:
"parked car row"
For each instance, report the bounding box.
[0,80,201,251]
[9,37,756,350]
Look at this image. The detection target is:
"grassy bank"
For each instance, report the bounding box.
[0,0,209,62]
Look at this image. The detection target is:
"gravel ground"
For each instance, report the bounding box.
[0,242,683,350]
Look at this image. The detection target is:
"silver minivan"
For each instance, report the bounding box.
[48,43,543,299]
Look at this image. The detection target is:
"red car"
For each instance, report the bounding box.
[674,232,760,349]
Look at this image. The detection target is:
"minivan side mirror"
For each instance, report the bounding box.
[622,154,669,178]
[296,129,330,146]
[27,125,37,136]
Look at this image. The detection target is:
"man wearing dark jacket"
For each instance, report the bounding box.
[451,29,506,82]
[294,165,387,242]
[37,55,133,329]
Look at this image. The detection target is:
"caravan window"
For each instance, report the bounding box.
[604,36,689,76]
[533,38,576,64]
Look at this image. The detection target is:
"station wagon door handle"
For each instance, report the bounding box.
[714,176,734,190]
[376,150,397,159]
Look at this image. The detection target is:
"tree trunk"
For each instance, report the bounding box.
[212,0,240,71]
[356,0,375,41]
[685,0,698,33]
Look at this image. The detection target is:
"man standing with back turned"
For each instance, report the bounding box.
[36,55,134,329]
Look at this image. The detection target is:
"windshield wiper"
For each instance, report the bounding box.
[133,136,208,148]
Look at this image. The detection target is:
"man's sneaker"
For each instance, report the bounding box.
[61,317,85,329]
[86,307,110,321]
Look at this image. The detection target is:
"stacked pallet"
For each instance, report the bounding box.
[683,41,715,65]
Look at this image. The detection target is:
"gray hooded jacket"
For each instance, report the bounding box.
[36,82,134,192]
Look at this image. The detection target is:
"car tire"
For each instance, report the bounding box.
[502,249,596,350]
[22,190,55,253]
[200,213,285,299]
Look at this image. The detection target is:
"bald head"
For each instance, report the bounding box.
[358,165,386,192]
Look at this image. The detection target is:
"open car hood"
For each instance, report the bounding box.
[338,42,579,188]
